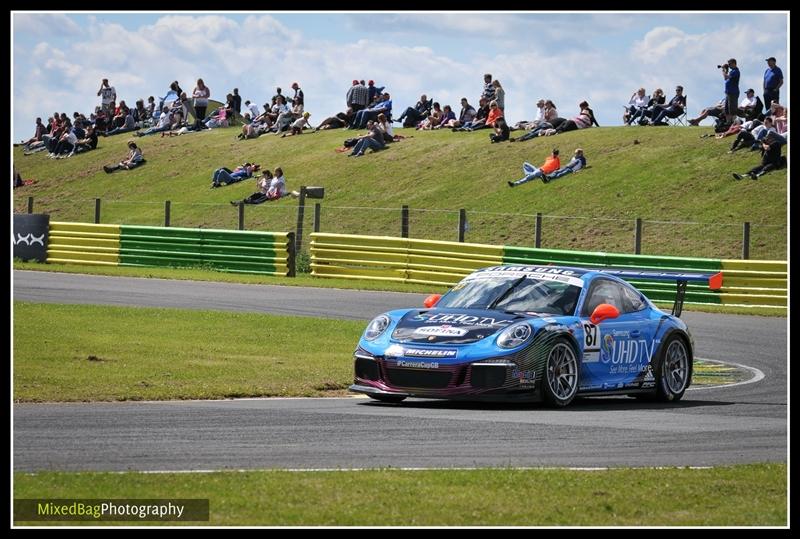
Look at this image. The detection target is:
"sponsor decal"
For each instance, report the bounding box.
[414,325,469,337]
[600,337,661,375]
[396,360,439,369]
[13,233,45,247]
[385,345,457,359]
[463,269,584,288]
[403,348,457,359]
[412,313,513,328]
[582,322,601,363]
[512,368,536,384]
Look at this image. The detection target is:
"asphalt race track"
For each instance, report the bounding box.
[13,270,787,471]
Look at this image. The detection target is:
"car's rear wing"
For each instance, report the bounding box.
[598,269,723,317]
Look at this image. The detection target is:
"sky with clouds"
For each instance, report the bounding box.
[12,11,788,141]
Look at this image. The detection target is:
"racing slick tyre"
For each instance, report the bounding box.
[368,394,407,404]
[542,337,580,407]
[653,334,692,402]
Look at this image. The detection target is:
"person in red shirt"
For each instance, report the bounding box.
[508,149,561,187]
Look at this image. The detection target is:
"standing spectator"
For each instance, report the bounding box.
[763,57,783,111]
[722,58,740,124]
[231,88,242,117]
[481,73,495,103]
[192,78,211,127]
[346,79,369,112]
[492,80,505,112]
[103,140,144,173]
[291,82,304,106]
[97,79,116,114]
[367,80,381,105]
[272,87,285,105]
[507,149,561,187]
[545,148,587,182]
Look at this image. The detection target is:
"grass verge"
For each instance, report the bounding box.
[13,302,362,402]
[13,262,786,317]
[13,464,787,525]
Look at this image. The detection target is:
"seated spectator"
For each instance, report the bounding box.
[737,89,763,121]
[513,99,546,131]
[244,100,261,120]
[454,98,490,131]
[204,106,229,129]
[462,99,503,132]
[729,117,772,152]
[111,100,129,128]
[552,101,599,134]
[275,97,303,134]
[510,100,563,142]
[767,103,787,134]
[629,89,665,125]
[444,98,476,129]
[229,169,296,205]
[395,94,433,127]
[282,112,314,137]
[103,111,137,136]
[732,133,785,180]
[543,148,587,182]
[646,86,686,125]
[348,120,385,157]
[418,102,442,130]
[715,118,743,139]
[103,140,145,173]
[489,117,510,143]
[132,99,147,126]
[375,113,394,143]
[145,96,156,120]
[211,162,260,188]
[315,110,351,131]
[350,93,392,129]
[71,125,99,156]
[688,99,725,126]
[624,88,649,125]
[21,117,45,148]
[507,149,561,187]
[433,105,456,129]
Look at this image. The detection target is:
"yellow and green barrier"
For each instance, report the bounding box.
[311,233,786,308]
[47,222,295,276]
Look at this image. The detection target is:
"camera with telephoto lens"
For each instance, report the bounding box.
[717,63,729,69]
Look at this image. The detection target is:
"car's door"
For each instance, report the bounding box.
[578,278,656,390]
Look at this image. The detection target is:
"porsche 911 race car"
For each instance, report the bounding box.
[350,265,723,407]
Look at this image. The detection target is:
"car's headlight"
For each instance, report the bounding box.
[364,315,391,341]
[497,322,532,349]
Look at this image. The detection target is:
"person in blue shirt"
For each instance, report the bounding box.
[350,93,393,129]
[722,58,740,124]
[763,57,784,112]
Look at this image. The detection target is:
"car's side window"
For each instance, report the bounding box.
[620,284,646,312]
[581,279,627,317]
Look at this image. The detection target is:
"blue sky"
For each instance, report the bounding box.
[12,11,788,142]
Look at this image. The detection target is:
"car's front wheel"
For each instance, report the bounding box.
[367,394,407,404]
[542,338,580,407]
[654,334,691,402]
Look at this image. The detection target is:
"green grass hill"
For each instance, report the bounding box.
[13,125,787,260]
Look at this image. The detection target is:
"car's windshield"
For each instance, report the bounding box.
[437,276,582,315]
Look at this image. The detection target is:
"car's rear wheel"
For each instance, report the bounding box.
[368,394,407,404]
[654,335,691,402]
[542,338,580,407]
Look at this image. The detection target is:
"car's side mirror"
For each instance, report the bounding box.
[423,294,441,308]
[590,303,620,325]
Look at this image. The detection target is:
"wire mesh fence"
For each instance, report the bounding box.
[16,197,787,260]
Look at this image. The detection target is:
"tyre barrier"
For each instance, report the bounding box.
[310,233,786,309]
[47,222,295,276]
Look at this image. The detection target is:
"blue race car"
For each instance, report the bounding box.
[350,265,722,407]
